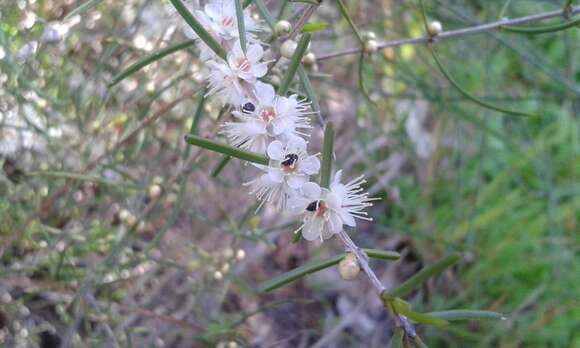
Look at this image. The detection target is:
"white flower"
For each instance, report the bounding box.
[206,41,267,105]
[289,170,376,241]
[221,81,312,153]
[183,0,260,61]
[245,137,320,210]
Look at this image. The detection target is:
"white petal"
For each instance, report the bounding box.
[255,81,276,105]
[301,182,321,199]
[333,170,343,186]
[327,212,343,234]
[267,168,284,183]
[286,136,307,153]
[325,191,342,210]
[267,140,285,160]
[287,175,307,189]
[302,217,323,241]
[271,117,288,136]
[300,155,320,175]
[246,43,264,62]
[252,62,268,78]
[339,209,356,227]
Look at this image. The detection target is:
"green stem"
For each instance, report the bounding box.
[320,122,334,188]
[234,0,247,53]
[277,33,312,95]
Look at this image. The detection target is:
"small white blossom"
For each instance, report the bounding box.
[289,171,376,241]
[183,0,260,61]
[206,41,267,105]
[221,81,312,153]
[245,137,320,210]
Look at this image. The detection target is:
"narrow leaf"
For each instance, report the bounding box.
[169,0,227,60]
[387,327,405,348]
[385,253,461,298]
[363,248,400,261]
[185,134,269,165]
[390,298,448,326]
[109,40,195,87]
[189,92,206,135]
[297,66,324,127]
[258,254,344,292]
[320,122,334,188]
[426,310,505,321]
[234,0,247,54]
[253,0,276,30]
[259,249,399,292]
[429,47,537,117]
[278,33,311,95]
[65,0,103,19]
[336,0,364,44]
[211,156,232,177]
[502,17,580,34]
[302,22,329,33]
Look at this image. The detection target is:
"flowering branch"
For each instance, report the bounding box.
[317,5,580,61]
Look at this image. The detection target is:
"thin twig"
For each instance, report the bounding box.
[317,5,580,60]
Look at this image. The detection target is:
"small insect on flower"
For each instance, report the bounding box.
[206,41,268,105]
[245,137,320,210]
[221,81,312,153]
[181,0,260,61]
[289,170,377,241]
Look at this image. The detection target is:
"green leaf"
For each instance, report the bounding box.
[320,122,334,188]
[385,253,461,298]
[211,156,232,177]
[302,22,329,33]
[234,0,247,54]
[387,327,405,348]
[426,310,506,321]
[390,298,448,326]
[297,66,324,127]
[253,0,276,30]
[277,33,311,95]
[184,134,269,165]
[169,0,227,60]
[336,0,364,43]
[502,17,580,34]
[259,249,399,292]
[109,40,195,87]
[65,0,104,19]
[258,254,344,293]
[363,248,400,261]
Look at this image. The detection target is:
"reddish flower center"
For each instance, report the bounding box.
[222,17,234,27]
[236,58,251,72]
[259,107,276,122]
[281,153,298,173]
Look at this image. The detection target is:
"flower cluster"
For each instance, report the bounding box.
[184,0,376,241]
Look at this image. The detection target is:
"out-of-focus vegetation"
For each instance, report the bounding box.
[0,0,578,347]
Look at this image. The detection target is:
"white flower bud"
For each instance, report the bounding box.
[302,52,316,65]
[125,214,137,228]
[148,184,162,199]
[364,31,376,40]
[236,249,246,260]
[427,21,443,36]
[213,271,223,280]
[280,40,298,59]
[364,39,378,54]
[119,209,131,222]
[338,253,360,281]
[275,20,292,35]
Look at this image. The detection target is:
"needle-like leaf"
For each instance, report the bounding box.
[185,134,269,165]
[278,33,311,95]
[320,122,334,188]
[384,253,461,298]
[109,40,195,87]
[169,0,227,60]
